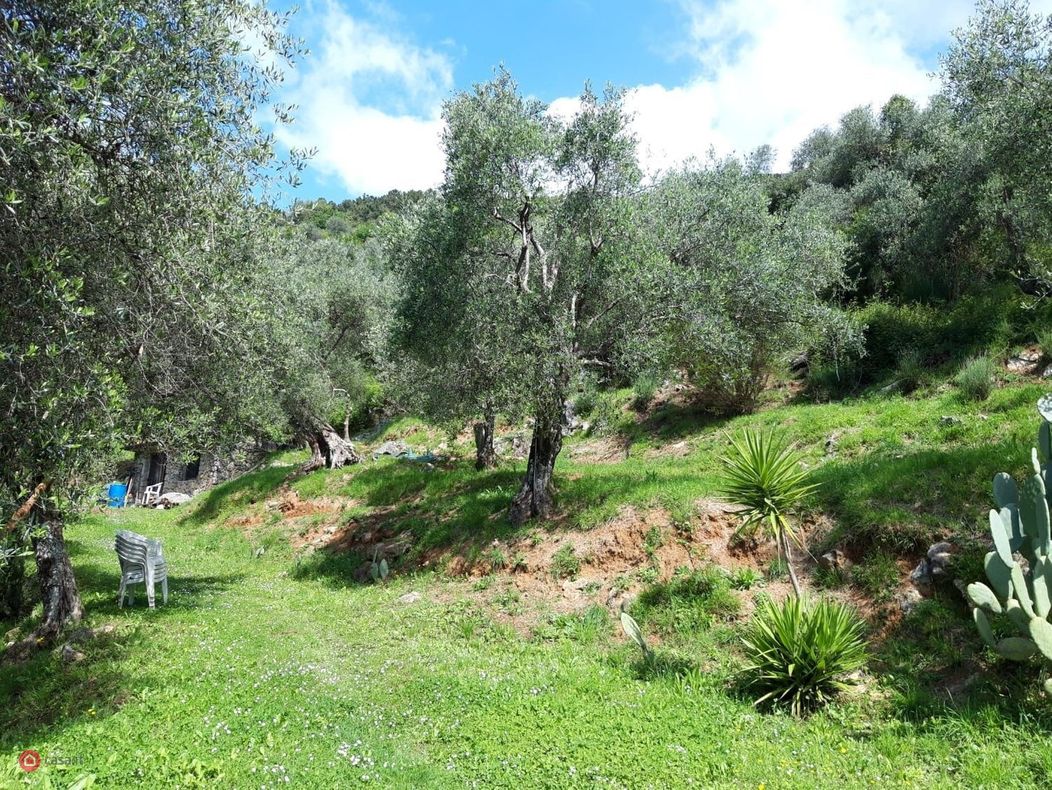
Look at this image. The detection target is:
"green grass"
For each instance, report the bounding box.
[5,377,1052,786]
[4,507,1052,787]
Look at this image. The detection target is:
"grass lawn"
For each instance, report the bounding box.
[4,380,1052,787]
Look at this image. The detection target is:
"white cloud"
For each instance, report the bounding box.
[280,0,1052,194]
[275,1,450,196]
[612,0,951,175]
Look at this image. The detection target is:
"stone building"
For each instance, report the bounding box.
[127,446,259,501]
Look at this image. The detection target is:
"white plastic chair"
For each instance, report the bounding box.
[139,483,163,506]
[115,530,168,608]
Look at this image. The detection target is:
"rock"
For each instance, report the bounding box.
[926,541,956,579]
[911,541,957,594]
[372,440,410,459]
[352,562,373,584]
[939,415,963,426]
[819,549,852,572]
[377,536,413,558]
[158,492,192,508]
[607,592,636,612]
[397,591,423,604]
[896,588,923,615]
[1043,364,1052,379]
[1007,349,1041,374]
[97,624,117,635]
[824,433,840,456]
[910,559,933,592]
[59,644,85,663]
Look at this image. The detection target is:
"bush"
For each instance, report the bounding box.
[894,349,926,394]
[550,544,580,579]
[740,596,867,716]
[631,371,662,411]
[1037,327,1052,361]
[953,355,996,400]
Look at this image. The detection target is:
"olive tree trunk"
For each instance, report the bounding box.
[303,425,361,472]
[473,410,496,470]
[509,406,564,524]
[33,517,83,638]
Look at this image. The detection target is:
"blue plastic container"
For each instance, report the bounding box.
[107,482,128,508]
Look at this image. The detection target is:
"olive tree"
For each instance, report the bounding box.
[385,196,532,470]
[392,72,661,522]
[942,0,1052,287]
[651,159,854,412]
[266,235,396,470]
[0,2,301,637]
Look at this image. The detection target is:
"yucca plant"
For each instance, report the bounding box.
[741,596,867,716]
[720,429,816,595]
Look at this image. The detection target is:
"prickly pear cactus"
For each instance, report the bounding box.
[968,397,1052,692]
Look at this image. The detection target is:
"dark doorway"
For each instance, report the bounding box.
[147,452,167,487]
[183,455,201,481]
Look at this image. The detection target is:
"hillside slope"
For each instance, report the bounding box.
[4,376,1052,786]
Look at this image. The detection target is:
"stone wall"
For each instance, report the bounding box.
[128,446,261,502]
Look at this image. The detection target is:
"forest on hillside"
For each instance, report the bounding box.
[3,0,1052,651]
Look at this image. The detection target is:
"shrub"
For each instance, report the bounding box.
[487,546,508,572]
[741,596,867,716]
[550,544,580,579]
[894,349,926,394]
[953,355,996,400]
[1037,327,1052,362]
[967,405,1052,694]
[729,566,763,590]
[631,371,662,411]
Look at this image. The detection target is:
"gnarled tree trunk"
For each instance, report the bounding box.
[302,424,361,472]
[509,406,564,524]
[473,410,496,470]
[33,517,83,638]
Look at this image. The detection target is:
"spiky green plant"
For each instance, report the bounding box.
[720,429,817,595]
[741,596,867,716]
[967,395,1052,694]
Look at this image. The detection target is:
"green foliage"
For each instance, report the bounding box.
[720,430,816,543]
[954,356,997,401]
[550,545,581,579]
[368,547,389,584]
[0,1,303,545]
[852,552,900,601]
[968,403,1052,685]
[741,596,868,716]
[631,371,662,411]
[631,567,740,634]
[619,611,652,661]
[487,546,508,572]
[894,349,927,394]
[652,161,856,413]
[728,566,764,591]
[1037,327,1052,362]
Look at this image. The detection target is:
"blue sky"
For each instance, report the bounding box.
[261,0,1048,203]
